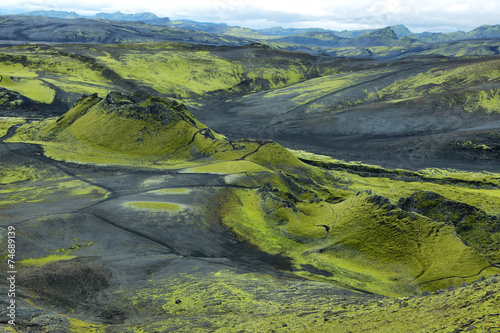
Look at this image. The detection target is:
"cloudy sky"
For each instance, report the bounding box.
[0,0,498,33]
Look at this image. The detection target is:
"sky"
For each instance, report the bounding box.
[0,0,498,33]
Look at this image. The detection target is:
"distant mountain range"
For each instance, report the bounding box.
[1,10,500,60]
[21,10,500,43]
[0,15,251,45]
[25,10,171,25]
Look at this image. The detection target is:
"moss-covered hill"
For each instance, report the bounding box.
[0,42,343,112]
[6,92,500,297]
[2,91,500,331]
[8,91,299,170]
[3,39,500,125]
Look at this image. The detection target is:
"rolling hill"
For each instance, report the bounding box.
[2,89,499,331]
[1,13,500,332]
[0,41,343,112]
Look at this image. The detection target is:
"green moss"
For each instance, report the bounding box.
[378,59,500,103]
[19,239,93,267]
[0,163,108,209]
[0,117,25,137]
[454,88,500,113]
[0,50,118,105]
[0,324,18,332]
[119,266,500,332]
[92,45,313,103]
[0,75,54,103]
[19,253,77,266]
[125,201,183,211]
[67,317,106,332]
[140,176,174,188]
[0,165,39,184]
[218,185,496,296]
[7,93,224,167]
[290,149,500,215]
[147,188,192,195]
[261,69,390,114]
[6,94,310,173]
[183,160,269,174]
[6,91,499,300]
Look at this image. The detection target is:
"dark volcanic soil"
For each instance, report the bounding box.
[0,123,382,330]
[194,61,500,173]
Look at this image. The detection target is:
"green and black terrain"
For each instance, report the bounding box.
[0,13,499,332]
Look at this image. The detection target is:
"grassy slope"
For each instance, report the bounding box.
[6,270,497,332]
[7,94,499,298]
[0,49,118,105]
[3,41,500,115]
[119,270,500,333]
[377,58,500,111]
[0,42,330,109]
[0,156,108,210]
[91,43,317,104]
[219,171,499,296]
[6,92,297,170]
[0,116,24,136]
[241,56,500,118]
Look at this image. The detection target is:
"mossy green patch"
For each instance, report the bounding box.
[260,69,391,114]
[19,253,77,267]
[183,160,269,174]
[119,266,500,332]
[378,59,500,105]
[0,163,108,209]
[291,149,500,215]
[0,75,54,103]
[67,317,106,333]
[125,201,183,211]
[91,44,315,104]
[0,50,118,104]
[7,93,306,172]
[117,267,378,333]
[140,176,174,188]
[6,91,499,298]
[19,239,93,267]
[147,188,192,195]
[6,93,220,167]
[0,165,39,185]
[0,60,55,103]
[218,185,496,296]
[0,117,25,137]
[0,42,329,108]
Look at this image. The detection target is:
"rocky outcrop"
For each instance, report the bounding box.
[399,191,500,262]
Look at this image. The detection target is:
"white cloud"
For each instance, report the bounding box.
[448,3,469,12]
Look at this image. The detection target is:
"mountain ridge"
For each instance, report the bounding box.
[19,9,500,41]
[25,9,170,25]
